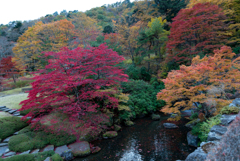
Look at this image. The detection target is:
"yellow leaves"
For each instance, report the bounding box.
[118,105,131,111]
[148,17,167,28]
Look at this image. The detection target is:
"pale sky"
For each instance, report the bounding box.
[0,0,133,25]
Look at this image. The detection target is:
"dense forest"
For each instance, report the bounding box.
[0,0,240,160]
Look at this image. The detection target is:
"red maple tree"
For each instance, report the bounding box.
[19,44,128,124]
[0,56,19,83]
[166,3,228,65]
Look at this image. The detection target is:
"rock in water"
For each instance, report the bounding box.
[151,114,160,121]
[163,123,178,128]
[103,131,118,139]
[68,141,90,157]
[187,131,199,147]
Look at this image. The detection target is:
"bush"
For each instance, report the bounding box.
[190,112,199,120]
[191,115,221,142]
[220,106,240,114]
[9,128,76,152]
[206,113,240,161]
[0,150,55,161]
[0,117,28,140]
[9,80,33,88]
[20,109,31,116]
[125,65,151,81]
[121,79,165,119]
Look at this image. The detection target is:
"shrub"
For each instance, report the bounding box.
[0,117,28,140]
[190,112,199,120]
[51,153,63,161]
[9,127,76,152]
[125,65,152,82]
[220,106,240,115]
[121,79,165,119]
[192,115,221,142]
[9,80,33,88]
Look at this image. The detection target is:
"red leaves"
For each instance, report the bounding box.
[166,3,227,65]
[0,56,18,82]
[20,44,128,123]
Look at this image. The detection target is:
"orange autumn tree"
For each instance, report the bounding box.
[13,19,75,73]
[157,46,240,121]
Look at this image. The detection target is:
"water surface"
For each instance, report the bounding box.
[74,115,195,161]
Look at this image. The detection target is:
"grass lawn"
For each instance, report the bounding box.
[0,86,31,97]
[0,93,28,109]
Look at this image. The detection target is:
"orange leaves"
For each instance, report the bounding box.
[158,46,240,121]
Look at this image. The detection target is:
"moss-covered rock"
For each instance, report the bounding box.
[114,125,121,131]
[91,146,101,154]
[68,141,90,157]
[125,120,134,127]
[185,119,201,128]
[151,114,160,121]
[0,117,28,140]
[103,131,118,139]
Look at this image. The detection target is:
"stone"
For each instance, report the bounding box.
[200,141,217,154]
[8,110,17,114]
[3,136,11,143]
[2,108,11,112]
[0,143,8,147]
[12,111,20,115]
[103,131,118,139]
[185,147,207,161]
[68,141,90,157]
[229,98,240,107]
[210,125,227,135]
[187,131,199,147]
[0,146,8,157]
[20,150,31,155]
[4,151,16,157]
[91,146,101,154]
[207,132,222,141]
[163,123,178,129]
[114,125,121,132]
[43,145,54,152]
[31,149,40,154]
[0,106,6,109]
[55,145,69,156]
[44,157,50,161]
[13,131,19,135]
[13,114,20,116]
[185,119,201,128]
[61,149,73,161]
[5,148,10,153]
[125,120,134,127]
[151,114,160,120]
[220,114,237,126]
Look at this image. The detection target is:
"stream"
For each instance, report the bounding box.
[74,115,195,161]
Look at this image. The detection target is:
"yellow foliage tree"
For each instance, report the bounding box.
[13,19,75,73]
[157,46,240,121]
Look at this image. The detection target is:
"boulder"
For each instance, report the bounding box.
[220,114,237,126]
[60,149,73,161]
[200,141,217,154]
[187,131,199,147]
[31,149,40,154]
[20,150,31,155]
[210,125,227,135]
[229,98,240,107]
[55,145,69,156]
[163,123,178,129]
[43,145,54,152]
[207,132,222,141]
[4,151,16,157]
[0,146,8,156]
[185,119,201,128]
[114,125,121,132]
[103,131,118,139]
[185,147,207,161]
[125,120,134,127]
[68,141,90,157]
[91,146,101,154]
[151,114,160,121]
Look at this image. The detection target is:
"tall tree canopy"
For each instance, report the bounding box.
[166,3,228,65]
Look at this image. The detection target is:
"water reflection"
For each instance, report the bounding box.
[74,116,195,161]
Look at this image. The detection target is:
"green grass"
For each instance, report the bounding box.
[0,150,55,161]
[9,127,76,152]
[0,117,28,140]
[0,112,12,118]
[0,93,28,109]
